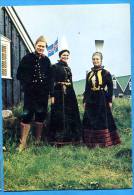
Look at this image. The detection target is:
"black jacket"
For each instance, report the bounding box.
[50,61,73,96]
[17,52,51,92]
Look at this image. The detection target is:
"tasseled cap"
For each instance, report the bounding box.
[35,35,47,45]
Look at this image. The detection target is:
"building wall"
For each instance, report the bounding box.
[0,7,4,35]
[1,7,29,109]
[113,83,124,97]
[124,79,131,96]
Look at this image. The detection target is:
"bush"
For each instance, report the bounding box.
[112,98,131,131]
[12,102,23,119]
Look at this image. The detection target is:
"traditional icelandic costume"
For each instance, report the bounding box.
[49,60,81,144]
[83,66,121,147]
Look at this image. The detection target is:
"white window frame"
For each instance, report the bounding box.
[129,81,131,90]
[113,79,117,89]
[1,35,12,79]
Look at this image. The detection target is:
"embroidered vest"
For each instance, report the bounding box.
[88,70,103,91]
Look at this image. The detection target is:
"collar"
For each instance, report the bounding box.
[91,66,104,71]
[34,51,45,58]
[58,60,68,66]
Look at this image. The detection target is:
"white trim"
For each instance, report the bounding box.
[116,79,124,92]
[112,75,124,92]
[129,80,131,91]
[1,35,11,42]
[5,6,35,53]
[2,77,12,79]
[113,79,117,89]
[113,75,131,93]
[123,77,131,92]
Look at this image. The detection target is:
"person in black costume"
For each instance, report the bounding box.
[16,36,51,151]
[83,52,121,147]
[49,49,81,145]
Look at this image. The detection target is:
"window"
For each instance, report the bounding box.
[1,35,11,79]
[129,81,131,90]
[113,79,117,89]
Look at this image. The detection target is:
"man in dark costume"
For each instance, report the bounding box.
[83,52,121,147]
[49,49,81,145]
[16,36,51,151]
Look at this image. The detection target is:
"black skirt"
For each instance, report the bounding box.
[83,90,121,147]
[49,85,81,143]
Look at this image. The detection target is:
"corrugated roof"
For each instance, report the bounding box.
[116,75,131,91]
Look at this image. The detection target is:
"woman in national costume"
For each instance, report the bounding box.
[83,52,121,147]
[49,49,81,145]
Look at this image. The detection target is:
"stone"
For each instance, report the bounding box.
[2,110,13,119]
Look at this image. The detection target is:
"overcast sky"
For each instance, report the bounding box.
[15,3,131,81]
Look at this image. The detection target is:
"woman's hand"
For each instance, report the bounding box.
[51,97,55,104]
[83,103,86,109]
[109,102,112,109]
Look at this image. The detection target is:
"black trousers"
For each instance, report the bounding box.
[21,87,49,123]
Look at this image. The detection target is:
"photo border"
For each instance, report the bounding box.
[0,0,133,195]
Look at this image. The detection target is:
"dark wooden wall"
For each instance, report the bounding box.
[124,79,131,96]
[0,7,29,109]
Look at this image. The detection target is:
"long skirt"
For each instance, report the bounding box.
[83,91,121,147]
[49,85,81,144]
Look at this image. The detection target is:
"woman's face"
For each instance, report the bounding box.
[60,51,70,63]
[92,54,102,67]
[35,41,46,55]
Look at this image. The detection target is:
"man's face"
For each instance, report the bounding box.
[35,41,46,55]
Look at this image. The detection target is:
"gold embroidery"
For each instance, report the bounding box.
[97,70,102,85]
[88,71,94,81]
[88,70,103,91]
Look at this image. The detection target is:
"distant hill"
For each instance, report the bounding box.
[73,79,85,95]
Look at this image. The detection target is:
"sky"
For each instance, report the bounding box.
[15,3,131,81]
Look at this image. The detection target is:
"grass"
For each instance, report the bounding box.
[4,141,132,191]
[3,98,132,191]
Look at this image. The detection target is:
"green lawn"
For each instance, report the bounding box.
[3,98,132,191]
